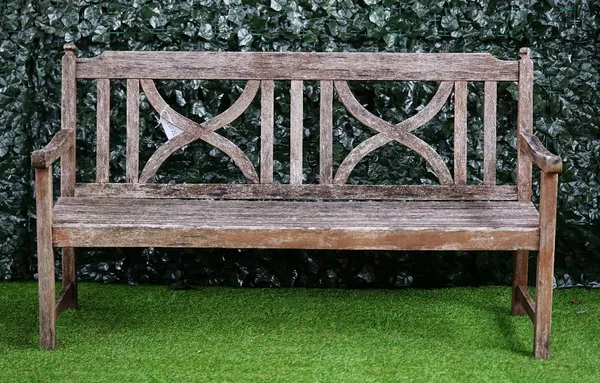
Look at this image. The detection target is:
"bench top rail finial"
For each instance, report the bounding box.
[64,43,76,52]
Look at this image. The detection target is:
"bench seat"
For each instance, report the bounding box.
[53,198,540,251]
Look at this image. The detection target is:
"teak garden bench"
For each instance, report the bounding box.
[32,44,562,359]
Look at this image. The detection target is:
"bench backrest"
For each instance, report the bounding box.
[60,45,534,202]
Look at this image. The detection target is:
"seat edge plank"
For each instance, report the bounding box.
[53,227,539,251]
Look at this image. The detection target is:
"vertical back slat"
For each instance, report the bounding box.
[483,81,497,185]
[260,80,274,184]
[517,48,533,201]
[126,79,139,183]
[96,79,110,183]
[61,44,77,197]
[290,80,303,184]
[453,81,467,185]
[319,80,333,184]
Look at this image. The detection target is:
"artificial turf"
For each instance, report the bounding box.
[0,283,598,382]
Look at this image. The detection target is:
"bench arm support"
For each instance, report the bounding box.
[31,129,75,169]
[519,132,562,174]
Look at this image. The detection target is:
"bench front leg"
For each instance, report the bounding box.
[534,172,559,360]
[36,167,56,349]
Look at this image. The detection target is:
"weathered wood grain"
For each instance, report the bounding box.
[396,81,454,134]
[334,81,453,185]
[519,132,562,174]
[36,167,56,349]
[53,198,539,250]
[483,81,497,185]
[96,78,110,183]
[55,282,76,319]
[31,129,75,169]
[515,285,536,323]
[141,131,259,184]
[199,81,260,131]
[54,198,541,222]
[140,79,259,134]
[60,248,78,311]
[138,80,259,184]
[534,172,559,360]
[290,80,304,184]
[58,44,78,341]
[140,131,195,182]
[37,47,561,358]
[453,81,467,185]
[260,80,274,184]
[76,52,519,81]
[74,183,519,201]
[511,250,529,316]
[61,44,77,198]
[54,226,539,251]
[517,48,533,201]
[126,78,139,183]
[319,80,333,184]
[333,81,453,185]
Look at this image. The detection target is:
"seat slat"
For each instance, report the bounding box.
[54,203,539,224]
[53,198,539,250]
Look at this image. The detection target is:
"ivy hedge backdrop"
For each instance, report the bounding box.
[1,0,598,288]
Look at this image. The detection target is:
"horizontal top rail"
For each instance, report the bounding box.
[75,52,519,81]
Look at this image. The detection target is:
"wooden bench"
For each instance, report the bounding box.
[32,44,562,359]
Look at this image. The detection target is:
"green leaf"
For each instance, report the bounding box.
[237,28,253,46]
[83,5,102,22]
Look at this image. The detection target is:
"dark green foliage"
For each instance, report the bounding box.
[0,0,598,287]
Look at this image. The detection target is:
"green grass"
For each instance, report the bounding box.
[0,283,598,382]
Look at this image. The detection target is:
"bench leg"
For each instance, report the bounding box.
[61,247,78,310]
[534,248,554,360]
[36,168,56,350]
[511,250,529,315]
[533,173,558,360]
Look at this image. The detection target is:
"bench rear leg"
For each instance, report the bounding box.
[61,247,78,310]
[511,250,529,315]
[36,167,56,349]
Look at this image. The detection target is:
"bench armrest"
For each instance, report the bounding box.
[31,129,75,169]
[519,132,562,174]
